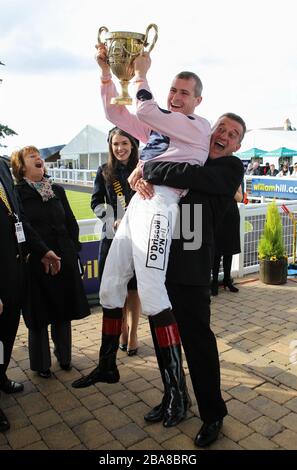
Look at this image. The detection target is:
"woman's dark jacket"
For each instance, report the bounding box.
[214,198,241,256]
[15,180,90,329]
[91,163,135,285]
[91,163,135,219]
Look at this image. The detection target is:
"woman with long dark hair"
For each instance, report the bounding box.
[91,127,141,356]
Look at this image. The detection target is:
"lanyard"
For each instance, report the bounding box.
[0,182,13,215]
[112,179,127,211]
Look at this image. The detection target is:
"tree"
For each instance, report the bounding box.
[0,124,18,148]
[258,201,286,261]
[0,61,18,148]
[0,59,4,84]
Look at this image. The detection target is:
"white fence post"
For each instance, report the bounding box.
[238,203,246,278]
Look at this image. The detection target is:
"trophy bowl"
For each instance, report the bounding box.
[98,24,158,105]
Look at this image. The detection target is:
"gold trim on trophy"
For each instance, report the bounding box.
[98,24,158,105]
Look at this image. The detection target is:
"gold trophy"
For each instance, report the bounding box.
[98,24,158,105]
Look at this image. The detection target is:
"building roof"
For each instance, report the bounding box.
[39,145,65,160]
[60,125,108,160]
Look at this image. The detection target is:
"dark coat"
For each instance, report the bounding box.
[143,155,244,286]
[15,180,90,329]
[214,199,241,256]
[0,160,24,312]
[91,163,137,289]
[266,169,278,177]
[0,160,30,379]
[0,159,23,381]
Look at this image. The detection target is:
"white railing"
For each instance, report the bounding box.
[78,200,297,279]
[47,169,97,186]
[48,169,297,203]
[78,218,102,242]
[233,200,297,277]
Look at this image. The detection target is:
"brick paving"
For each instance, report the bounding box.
[1,277,297,450]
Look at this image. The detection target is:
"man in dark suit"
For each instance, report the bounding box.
[130,112,246,447]
[0,158,60,432]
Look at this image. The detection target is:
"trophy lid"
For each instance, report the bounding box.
[105,31,145,41]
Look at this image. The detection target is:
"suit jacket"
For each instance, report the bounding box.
[0,160,50,309]
[143,156,244,286]
[0,159,24,308]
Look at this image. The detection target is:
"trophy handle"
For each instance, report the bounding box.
[143,24,158,53]
[98,26,109,44]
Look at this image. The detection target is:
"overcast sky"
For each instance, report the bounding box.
[1,0,296,154]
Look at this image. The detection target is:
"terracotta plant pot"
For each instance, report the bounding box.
[259,258,288,285]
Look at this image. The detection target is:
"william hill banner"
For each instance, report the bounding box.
[251,177,297,200]
[79,240,100,303]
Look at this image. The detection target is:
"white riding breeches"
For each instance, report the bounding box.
[99,186,180,316]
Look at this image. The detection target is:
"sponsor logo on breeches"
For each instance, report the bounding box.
[146,214,169,270]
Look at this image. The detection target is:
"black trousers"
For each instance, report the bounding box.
[0,262,23,386]
[212,253,233,283]
[28,322,72,372]
[0,306,21,386]
[166,282,227,423]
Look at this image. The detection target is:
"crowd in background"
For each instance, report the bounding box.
[245,161,297,177]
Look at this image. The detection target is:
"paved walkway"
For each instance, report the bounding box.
[1,277,297,451]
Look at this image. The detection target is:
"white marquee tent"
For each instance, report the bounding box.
[60,125,108,169]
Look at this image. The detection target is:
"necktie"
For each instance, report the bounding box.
[0,181,13,215]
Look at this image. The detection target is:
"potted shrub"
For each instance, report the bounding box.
[258,201,287,284]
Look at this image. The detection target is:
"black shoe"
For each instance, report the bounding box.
[0,379,24,394]
[0,408,10,433]
[194,419,223,447]
[163,390,192,428]
[72,365,120,388]
[210,281,219,296]
[144,391,191,426]
[119,344,127,352]
[223,279,239,293]
[54,349,72,370]
[144,397,166,423]
[37,370,52,379]
[127,348,138,357]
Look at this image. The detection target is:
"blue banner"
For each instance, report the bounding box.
[80,240,99,296]
[251,177,297,199]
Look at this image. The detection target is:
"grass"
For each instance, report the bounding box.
[65,190,96,220]
[65,190,99,242]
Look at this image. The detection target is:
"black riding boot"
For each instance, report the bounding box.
[72,307,122,388]
[144,309,190,427]
[144,316,170,423]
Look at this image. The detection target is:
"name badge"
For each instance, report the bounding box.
[15,222,26,243]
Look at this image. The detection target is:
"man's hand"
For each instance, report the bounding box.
[95,43,110,75]
[135,179,154,200]
[128,165,143,190]
[134,52,151,80]
[41,250,61,275]
[0,299,3,316]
